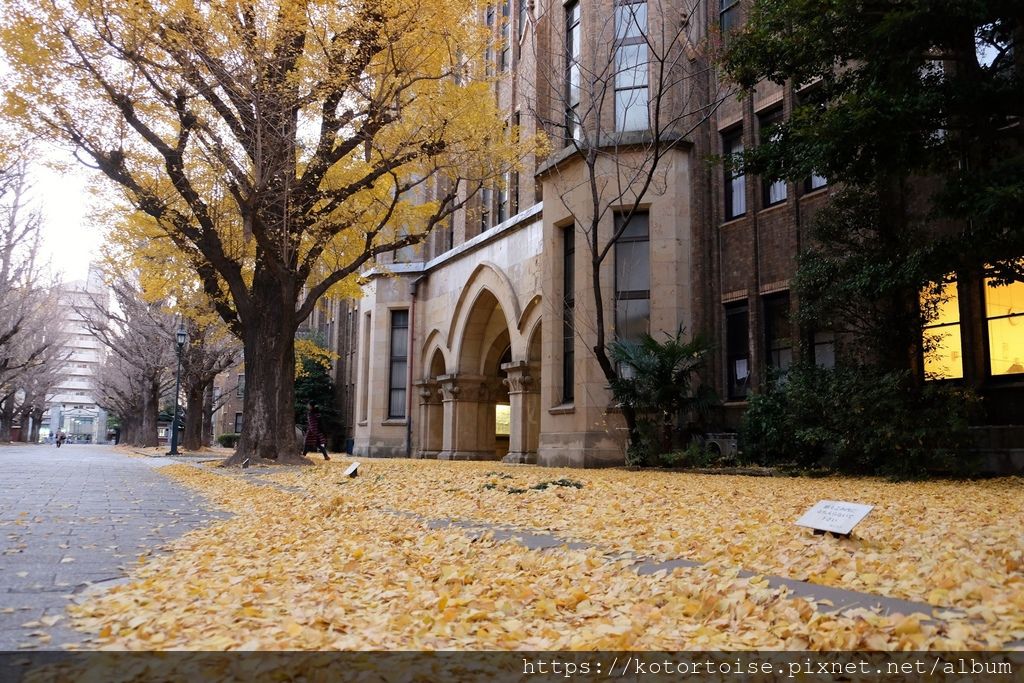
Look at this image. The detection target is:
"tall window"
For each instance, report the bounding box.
[359,312,371,421]
[485,4,496,75]
[763,293,792,373]
[614,213,650,341]
[798,91,828,191]
[807,173,828,192]
[984,277,1024,376]
[500,0,511,71]
[813,330,835,368]
[510,112,521,215]
[758,108,787,207]
[723,128,746,219]
[562,225,575,403]
[393,225,417,263]
[614,1,649,132]
[236,373,245,398]
[565,0,581,142]
[518,0,528,40]
[725,302,749,399]
[479,186,492,232]
[720,0,740,39]
[388,310,409,419]
[922,280,963,379]
[233,412,243,434]
[496,177,508,224]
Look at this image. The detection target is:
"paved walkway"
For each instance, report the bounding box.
[0,444,225,650]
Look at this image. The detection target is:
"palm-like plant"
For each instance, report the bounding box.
[609,329,717,464]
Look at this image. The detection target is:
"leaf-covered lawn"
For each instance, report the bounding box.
[68,460,1023,650]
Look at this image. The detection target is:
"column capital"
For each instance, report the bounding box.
[501,360,534,394]
[413,379,442,404]
[437,374,489,402]
[502,373,533,393]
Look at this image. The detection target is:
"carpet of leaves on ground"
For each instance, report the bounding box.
[273,459,1023,641]
[64,462,1022,650]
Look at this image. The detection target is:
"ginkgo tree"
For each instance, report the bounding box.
[1,0,535,463]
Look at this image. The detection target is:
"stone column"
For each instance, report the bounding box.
[436,374,498,460]
[413,379,442,458]
[502,360,539,464]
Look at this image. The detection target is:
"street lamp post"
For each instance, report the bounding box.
[168,325,187,455]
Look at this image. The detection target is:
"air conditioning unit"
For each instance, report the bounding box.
[704,432,738,459]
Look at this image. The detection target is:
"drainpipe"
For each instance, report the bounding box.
[406,275,427,457]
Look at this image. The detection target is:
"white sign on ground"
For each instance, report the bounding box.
[795,500,873,536]
[343,462,360,478]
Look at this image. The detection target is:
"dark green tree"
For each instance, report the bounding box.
[720,0,1021,474]
[294,354,339,448]
[722,0,1023,368]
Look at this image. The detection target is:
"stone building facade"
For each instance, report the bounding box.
[341,0,1022,466]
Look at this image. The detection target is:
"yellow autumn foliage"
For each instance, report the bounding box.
[0,0,540,337]
[56,459,1024,655]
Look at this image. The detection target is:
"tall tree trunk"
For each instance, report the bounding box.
[18,409,31,441]
[224,281,304,465]
[138,376,160,447]
[182,382,205,451]
[0,395,14,442]
[30,408,42,442]
[202,383,214,447]
[122,414,138,447]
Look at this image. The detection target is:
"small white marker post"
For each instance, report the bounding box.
[343,461,360,478]
[795,500,873,538]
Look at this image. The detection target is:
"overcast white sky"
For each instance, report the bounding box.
[26,149,102,284]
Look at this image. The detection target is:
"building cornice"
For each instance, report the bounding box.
[363,201,544,282]
[535,130,694,178]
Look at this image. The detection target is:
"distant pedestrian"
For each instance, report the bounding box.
[303,402,330,461]
[56,431,66,448]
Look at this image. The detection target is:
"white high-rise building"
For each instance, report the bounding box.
[44,265,109,443]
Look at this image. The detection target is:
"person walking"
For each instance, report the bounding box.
[303,402,330,461]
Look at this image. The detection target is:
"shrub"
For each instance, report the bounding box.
[658,441,736,469]
[217,433,241,448]
[740,363,978,479]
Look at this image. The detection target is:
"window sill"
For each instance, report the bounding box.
[548,403,575,415]
[382,418,408,426]
[722,399,749,407]
[758,201,788,215]
[983,374,1024,386]
[720,215,747,227]
[803,186,828,198]
[357,420,368,427]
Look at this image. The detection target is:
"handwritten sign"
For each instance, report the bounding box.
[795,500,873,536]
[343,462,361,478]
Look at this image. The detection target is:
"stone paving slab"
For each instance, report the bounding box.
[0,444,227,651]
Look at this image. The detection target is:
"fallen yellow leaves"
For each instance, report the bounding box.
[62,462,1023,650]
[275,462,1023,619]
